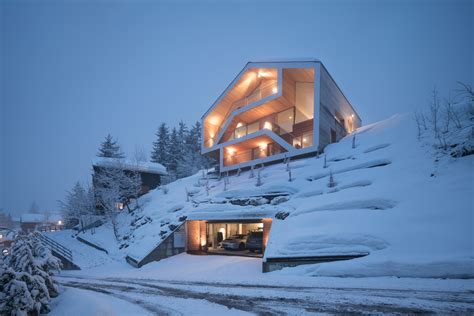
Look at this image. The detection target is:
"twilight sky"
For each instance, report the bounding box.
[0,0,472,215]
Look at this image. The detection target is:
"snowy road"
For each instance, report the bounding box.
[58,275,474,315]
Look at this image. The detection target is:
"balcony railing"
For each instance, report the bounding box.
[213,80,279,145]
[224,107,296,143]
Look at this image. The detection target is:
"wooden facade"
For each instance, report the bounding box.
[202,60,361,172]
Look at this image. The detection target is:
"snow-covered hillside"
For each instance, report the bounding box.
[86,113,472,278]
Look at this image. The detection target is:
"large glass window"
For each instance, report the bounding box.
[247,122,259,134]
[276,108,294,133]
[302,132,313,148]
[235,125,247,139]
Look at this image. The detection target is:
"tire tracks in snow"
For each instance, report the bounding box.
[57,275,474,314]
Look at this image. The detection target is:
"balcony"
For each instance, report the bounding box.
[223,136,286,167]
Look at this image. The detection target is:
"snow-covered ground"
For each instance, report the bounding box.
[55,253,474,314]
[49,287,152,316]
[104,113,473,279]
[45,113,473,314]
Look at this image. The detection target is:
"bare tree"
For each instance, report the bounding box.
[428,87,441,138]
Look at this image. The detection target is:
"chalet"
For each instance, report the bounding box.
[202,59,361,172]
[127,59,362,268]
[92,157,168,210]
[183,59,361,259]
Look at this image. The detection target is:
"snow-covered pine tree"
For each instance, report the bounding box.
[151,123,170,166]
[6,236,52,314]
[30,237,61,298]
[0,267,35,315]
[97,134,125,158]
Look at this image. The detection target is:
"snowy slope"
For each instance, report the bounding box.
[45,230,127,270]
[113,113,472,278]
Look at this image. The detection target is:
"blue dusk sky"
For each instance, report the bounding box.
[0,0,472,215]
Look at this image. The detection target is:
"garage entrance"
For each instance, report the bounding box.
[186,218,272,258]
[206,221,263,257]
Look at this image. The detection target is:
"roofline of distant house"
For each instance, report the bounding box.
[201,59,361,123]
[92,158,168,175]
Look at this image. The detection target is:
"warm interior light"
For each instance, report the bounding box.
[236,122,243,128]
[227,148,236,156]
[351,114,355,118]
[303,138,307,142]
[259,142,268,151]
[58,220,62,225]
[209,117,219,125]
[272,87,278,93]
[263,121,272,130]
[289,116,292,119]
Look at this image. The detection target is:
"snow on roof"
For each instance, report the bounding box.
[92,157,167,175]
[187,204,275,221]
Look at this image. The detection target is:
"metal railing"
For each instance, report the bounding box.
[33,231,73,263]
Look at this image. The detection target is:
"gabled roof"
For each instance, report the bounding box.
[201,59,320,120]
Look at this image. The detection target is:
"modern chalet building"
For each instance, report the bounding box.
[202,59,361,172]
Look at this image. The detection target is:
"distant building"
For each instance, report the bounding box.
[20,213,64,234]
[92,157,168,210]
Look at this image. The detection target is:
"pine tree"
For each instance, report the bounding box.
[168,127,181,176]
[30,238,61,298]
[97,134,124,158]
[29,201,39,214]
[151,123,170,166]
[0,267,35,315]
[178,121,189,156]
[6,236,53,314]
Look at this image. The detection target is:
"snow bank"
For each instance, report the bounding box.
[50,287,152,316]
